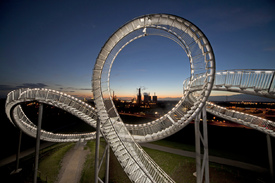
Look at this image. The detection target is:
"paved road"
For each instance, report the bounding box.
[140,143,268,173]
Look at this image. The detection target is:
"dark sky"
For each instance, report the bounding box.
[1,0,275,99]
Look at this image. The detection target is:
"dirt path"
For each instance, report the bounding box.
[56,141,89,183]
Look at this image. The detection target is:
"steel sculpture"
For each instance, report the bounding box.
[92,14,215,183]
[4,14,275,183]
[5,88,98,142]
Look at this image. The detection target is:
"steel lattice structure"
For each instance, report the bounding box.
[4,14,275,183]
[92,14,215,183]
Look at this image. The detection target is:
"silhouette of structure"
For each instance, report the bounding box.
[137,88,141,106]
[143,92,150,103]
[153,93,157,103]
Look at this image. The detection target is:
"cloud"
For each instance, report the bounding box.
[0,85,17,91]
[0,83,91,98]
[0,83,48,98]
[158,97,181,101]
[58,86,91,91]
[0,83,48,97]
[16,83,48,88]
[57,86,91,95]
[79,88,91,90]
[264,46,275,52]
[0,83,48,91]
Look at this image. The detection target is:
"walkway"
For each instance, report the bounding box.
[140,143,268,173]
[56,141,89,183]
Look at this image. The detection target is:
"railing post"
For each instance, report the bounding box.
[224,71,228,87]
[33,103,43,183]
[239,71,243,87]
[247,71,251,88]
[268,71,275,93]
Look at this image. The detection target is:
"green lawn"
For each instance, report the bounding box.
[108,142,268,183]
[80,139,107,183]
[36,139,269,183]
[143,147,266,183]
[151,139,267,167]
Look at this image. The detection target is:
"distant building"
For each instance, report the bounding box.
[137,88,141,105]
[144,92,150,103]
[153,95,157,103]
[153,92,157,103]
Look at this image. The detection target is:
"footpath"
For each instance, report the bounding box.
[56,141,89,183]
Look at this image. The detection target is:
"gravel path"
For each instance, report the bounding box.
[56,141,89,183]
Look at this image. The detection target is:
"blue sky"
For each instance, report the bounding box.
[1,0,275,99]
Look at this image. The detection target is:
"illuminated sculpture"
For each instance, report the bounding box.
[5,14,275,183]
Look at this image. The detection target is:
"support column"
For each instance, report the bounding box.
[94,118,101,183]
[194,105,210,183]
[33,103,43,183]
[194,112,201,183]
[16,129,22,171]
[202,106,210,183]
[267,134,274,183]
[11,129,22,174]
[105,144,110,183]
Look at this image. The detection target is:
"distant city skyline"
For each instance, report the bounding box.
[1,0,275,99]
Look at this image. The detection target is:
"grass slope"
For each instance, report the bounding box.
[80,139,107,183]
[108,142,269,183]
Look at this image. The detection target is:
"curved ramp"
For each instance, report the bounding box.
[214,70,275,99]
[184,69,275,137]
[206,102,275,137]
[184,69,275,98]
[5,88,97,142]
